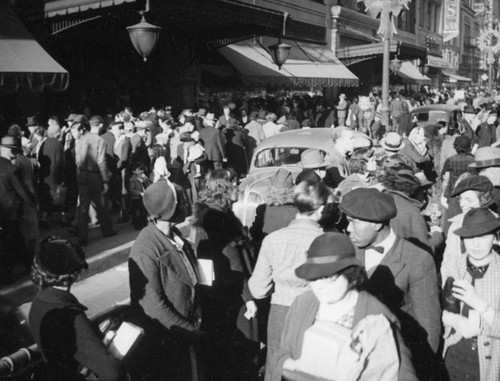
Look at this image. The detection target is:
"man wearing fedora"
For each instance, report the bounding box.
[0,136,37,282]
[298,149,329,181]
[470,146,500,214]
[340,187,441,380]
[128,178,202,380]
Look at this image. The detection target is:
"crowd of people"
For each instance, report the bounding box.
[1,86,500,380]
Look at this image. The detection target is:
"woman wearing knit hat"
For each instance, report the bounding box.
[29,237,123,380]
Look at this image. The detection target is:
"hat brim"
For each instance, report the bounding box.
[469,159,500,168]
[295,258,361,280]
[298,159,329,169]
[454,220,500,238]
[380,140,405,151]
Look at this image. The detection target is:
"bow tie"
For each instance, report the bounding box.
[367,246,384,254]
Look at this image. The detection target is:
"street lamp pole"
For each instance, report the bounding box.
[381,0,392,129]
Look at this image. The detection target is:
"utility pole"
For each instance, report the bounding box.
[381,0,392,129]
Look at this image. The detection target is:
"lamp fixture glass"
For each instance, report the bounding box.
[268,40,291,70]
[389,58,402,73]
[127,14,161,62]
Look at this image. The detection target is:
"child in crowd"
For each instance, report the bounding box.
[129,162,151,230]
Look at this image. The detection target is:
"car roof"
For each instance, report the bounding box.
[411,105,461,113]
[256,128,334,151]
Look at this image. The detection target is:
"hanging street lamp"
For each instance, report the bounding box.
[127,0,161,62]
[389,57,402,73]
[268,12,291,69]
[268,41,291,70]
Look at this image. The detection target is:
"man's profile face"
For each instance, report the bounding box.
[346,216,378,248]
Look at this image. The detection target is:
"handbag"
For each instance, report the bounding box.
[442,277,461,314]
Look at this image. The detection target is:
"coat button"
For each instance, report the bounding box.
[485,356,492,360]
[484,342,491,346]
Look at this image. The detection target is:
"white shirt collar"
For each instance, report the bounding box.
[365,229,396,273]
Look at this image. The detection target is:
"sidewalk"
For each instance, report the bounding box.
[0,217,193,308]
[0,221,139,307]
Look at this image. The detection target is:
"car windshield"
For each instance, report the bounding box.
[254,147,323,168]
[415,110,448,123]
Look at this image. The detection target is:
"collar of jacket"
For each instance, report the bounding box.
[36,287,87,312]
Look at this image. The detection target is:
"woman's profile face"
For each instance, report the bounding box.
[464,234,495,262]
[459,190,481,213]
[311,274,349,304]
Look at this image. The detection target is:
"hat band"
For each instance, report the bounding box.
[475,158,500,167]
[385,141,401,149]
[308,256,342,264]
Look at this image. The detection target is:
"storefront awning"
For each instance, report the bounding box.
[44,0,136,18]
[336,41,427,65]
[427,55,450,69]
[0,3,69,92]
[442,71,472,82]
[219,38,359,87]
[396,62,431,83]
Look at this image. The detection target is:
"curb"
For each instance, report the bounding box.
[0,241,135,307]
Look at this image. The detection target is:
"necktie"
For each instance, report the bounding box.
[367,246,384,254]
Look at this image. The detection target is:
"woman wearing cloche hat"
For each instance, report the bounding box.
[442,208,500,381]
[29,237,124,380]
[270,233,416,381]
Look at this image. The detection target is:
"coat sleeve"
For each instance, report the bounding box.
[73,313,123,380]
[129,252,195,331]
[54,141,64,185]
[408,253,441,352]
[10,166,36,207]
[248,237,274,299]
[97,138,109,182]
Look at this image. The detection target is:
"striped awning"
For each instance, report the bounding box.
[219,38,359,88]
[0,2,68,92]
[396,62,431,83]
[44,0,136,18]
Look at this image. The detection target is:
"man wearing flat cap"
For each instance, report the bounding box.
[340,187,441,380]
[128,179,201,380]
[470,146,500,214]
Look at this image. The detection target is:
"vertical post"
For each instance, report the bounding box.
[380,0,391,129]
[488,51,493,90]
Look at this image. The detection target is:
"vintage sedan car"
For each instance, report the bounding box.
[233,128,371,227]
[410,104,462,129]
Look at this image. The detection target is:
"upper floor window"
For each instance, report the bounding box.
[397,1,416,33]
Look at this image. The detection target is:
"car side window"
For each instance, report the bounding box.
[254,148,325,168]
